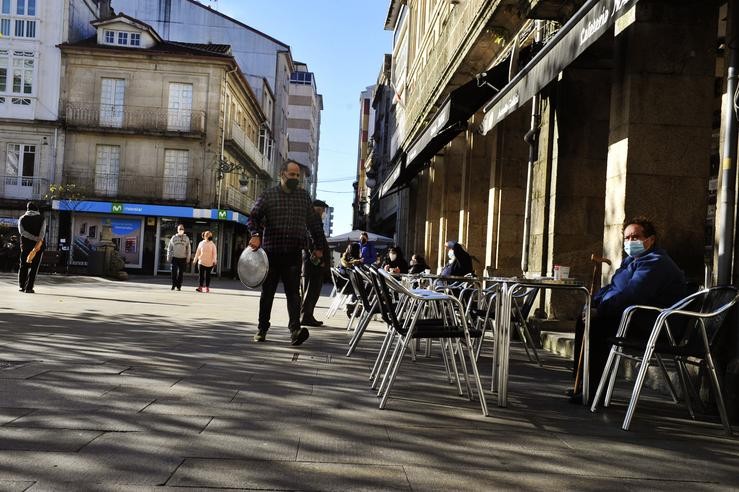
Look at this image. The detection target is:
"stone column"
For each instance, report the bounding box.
[460,117,491,274]
[425,164,443,271]
[487,104,530,277]
[440,139,463,250]
[604,0,717,281]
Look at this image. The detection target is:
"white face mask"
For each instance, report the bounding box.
[389,253,397,261]
[448,250,455,260]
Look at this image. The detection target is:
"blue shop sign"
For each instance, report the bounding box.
[110,218,141,235]
[52,200,249,224]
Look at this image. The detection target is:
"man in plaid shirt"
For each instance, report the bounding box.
[248,160,328,345]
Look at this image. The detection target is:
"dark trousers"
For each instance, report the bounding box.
[258,250,302,334]
[573,311,656,394]
[18,244,43,291]
[198,265,213,287]
[171,257,186,288]
[301,257,323,322]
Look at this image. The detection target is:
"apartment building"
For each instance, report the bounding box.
[58,13,267,275]
[353,85,375,230]
[112,0,297,179]
[288,62,323,198]
[0,0,98,244]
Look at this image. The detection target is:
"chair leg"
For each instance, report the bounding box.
[379,333,414,409]
[591,346,619,412]
[464,331,489,417]
[454,339,473,399]
[377,333,404,397]
[445,339,464,396]
[604,352,621,407]
[622,347,655,431]
[672,358,697,420]
[704,352,733,436]
[369,328,394,384]
[654,354,680,404]
[346,303,375,356]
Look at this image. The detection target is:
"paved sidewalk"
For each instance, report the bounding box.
[0,273,736,490]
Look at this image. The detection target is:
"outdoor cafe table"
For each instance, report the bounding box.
[488,276,591,408]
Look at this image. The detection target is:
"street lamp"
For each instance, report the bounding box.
[216,158,253,210]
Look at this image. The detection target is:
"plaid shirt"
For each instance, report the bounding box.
[247,185,328,254]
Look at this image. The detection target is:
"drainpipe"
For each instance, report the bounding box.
[520,21,544,274]
[719,0,739,286]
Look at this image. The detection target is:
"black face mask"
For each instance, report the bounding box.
[285,178,299,191]
[360,239,367,245]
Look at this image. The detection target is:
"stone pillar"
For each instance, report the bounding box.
[487,103,530,277]
[544,63,611,319]
[604,0,717,282]
[440,140,463,249]
[425,164,443,271]
[460,117,491,275]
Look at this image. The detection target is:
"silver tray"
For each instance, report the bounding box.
[237,247,269,289]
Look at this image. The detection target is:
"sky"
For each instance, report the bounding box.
[216,0,394,235]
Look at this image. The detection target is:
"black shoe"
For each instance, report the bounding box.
[301,318,323,327]
[176,286,181,291]
[171,285,175,290]
[24,289,35,294]
[253,331,267,342]
[19,288,24,292]
[291,327,310,346]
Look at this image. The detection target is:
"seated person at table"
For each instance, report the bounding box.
[408,254,430,274]
[570,216,686,403]
[382,246,409,274]
[441,240,474,277]
[340,243,363,316]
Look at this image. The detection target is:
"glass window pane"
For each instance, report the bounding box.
[1,0,9,15]
[105,30,114,43]
[21,145,35,176]
[27,0,34,16]
[14,19,23,36]
[117,32,127,45]
[0,19,9,36]
[16,0,24,15]
[25,20,34,38]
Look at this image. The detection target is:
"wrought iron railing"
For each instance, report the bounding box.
[226,122,271,173]
[0,175,49,200]
[63,171,200,203]
[223,185,255,214]
[63,103,206,134]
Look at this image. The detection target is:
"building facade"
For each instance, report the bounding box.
[58,13,267,276]
[353,85,375,230]
[0,0,99,245]
[288,61,323,198]
[112,0,296,179]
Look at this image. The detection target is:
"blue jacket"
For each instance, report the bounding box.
[359,241,376,265]
[594,247,686,319]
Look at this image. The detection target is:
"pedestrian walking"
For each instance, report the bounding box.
[17,202,46,293]
[166,224,191,291]
[301,199,329,327]
[247,160,328,345]
[193,230,217,293]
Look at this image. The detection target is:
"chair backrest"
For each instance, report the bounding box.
[673,286,738,349]
[348,266,373,311]
[512,286,539,319]
[369,267,407,334]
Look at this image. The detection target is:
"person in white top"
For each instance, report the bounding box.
[193,230,217,292]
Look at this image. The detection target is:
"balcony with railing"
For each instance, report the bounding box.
[222,185,255,215]
[225,122,271,173]
[64,171,200,204]
[63,103,206,135]
[0,175,49,201]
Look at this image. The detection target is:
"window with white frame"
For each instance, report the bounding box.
[162,149,188,200]
[99,78,125,128]
[0,50,35,104]
[0,0,36,39]
[101,29,143,48]
[95,145,120,197]
[6,143,35,178]
[167,83,193,131]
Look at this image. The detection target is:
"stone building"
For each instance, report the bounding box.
[353,85,375,230]
[376,0,739,413]
[288,62,323,198]
[58,13,268,276]
[0,0,99,246]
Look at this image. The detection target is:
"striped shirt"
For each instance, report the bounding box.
[247,185,328,254]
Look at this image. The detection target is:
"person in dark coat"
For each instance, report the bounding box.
[570,217,687,402]
[17,202,46,293]
[301,199,329,327]
[441,240,474,277]
[408,254,430,274]
[382,246,409,274]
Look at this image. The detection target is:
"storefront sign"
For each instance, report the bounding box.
[52,200,248,224]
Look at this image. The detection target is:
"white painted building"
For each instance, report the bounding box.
[288,61,322,198]
[111,0,295,178]
[0,0,99,243]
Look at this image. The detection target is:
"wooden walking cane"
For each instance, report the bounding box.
[26,239,44,263]
[572,254,611,394]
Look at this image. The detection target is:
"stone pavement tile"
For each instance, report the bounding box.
[0,363,57,380]
[0,428,100,452]
[5,409,212,433]
[559,433,739,484]
[0,451,181,486]
[167,458,411,490]
[230,380,315,404]
[141,399,313,421]
[0,480,35,491]
[402,466,727,491]
[0,407,35,425]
